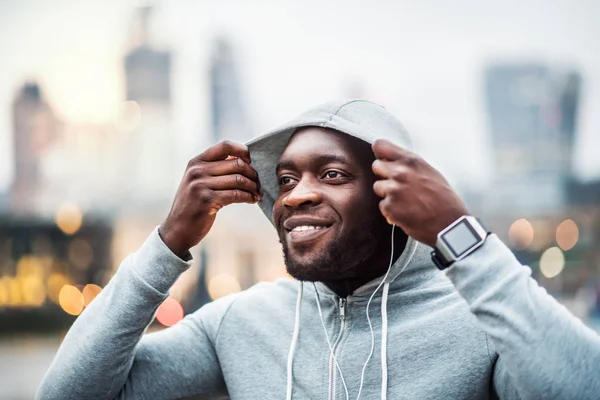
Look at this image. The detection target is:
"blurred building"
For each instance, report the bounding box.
[1,82,115,330]
[126,5,170,104]
[568,180,600,208]
[209,37,250,144]
[567,179,600,249]
[10,82,60,214]
[2,90,115,328]
[482,64,581,216]
[121,3,175,205]
[103,3,174,268]
[0,192,7,210]
[474,63,600,319]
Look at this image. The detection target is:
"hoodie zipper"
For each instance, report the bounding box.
[328,297,346,400]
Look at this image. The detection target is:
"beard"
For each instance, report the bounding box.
[278,217,387,282]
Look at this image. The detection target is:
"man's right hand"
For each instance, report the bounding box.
[159,140,261,258]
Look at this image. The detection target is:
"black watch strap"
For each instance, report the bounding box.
[431,249,452,270]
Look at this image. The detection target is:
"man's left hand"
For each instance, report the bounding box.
[372,139,469,248]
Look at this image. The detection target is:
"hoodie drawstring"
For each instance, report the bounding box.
[380,282,390,400]
[286,281,303,400]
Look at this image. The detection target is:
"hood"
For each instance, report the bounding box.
[247,99,413,225]
[246,99,440,293]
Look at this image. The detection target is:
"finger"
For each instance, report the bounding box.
[372,160,410,181]
[372,159,394,178]
[204,175,260,196]
[378,198,396,225]
[373,179,398,198]
[197,140,251,164]
[214,189,258,207]
[372,139,412,161]
[206,158,259,182]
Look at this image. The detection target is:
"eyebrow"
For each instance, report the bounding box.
[276,154,350,173]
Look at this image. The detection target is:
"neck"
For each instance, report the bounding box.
[323,230,408,298]
[323,279,367,298]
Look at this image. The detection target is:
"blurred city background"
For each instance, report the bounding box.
[1,0,599,398]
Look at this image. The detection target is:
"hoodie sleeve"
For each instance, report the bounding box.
[36,228,229,400]
[445,234,600,400]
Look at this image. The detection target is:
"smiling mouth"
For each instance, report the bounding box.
[286,224,333,243]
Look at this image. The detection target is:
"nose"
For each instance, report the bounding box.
[282,175,322,208]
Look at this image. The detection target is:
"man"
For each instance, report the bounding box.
[38,100,599,399]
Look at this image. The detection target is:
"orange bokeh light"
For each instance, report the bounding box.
[58,285,84,316]
[55,202,83,235]
[155,297,184,327]
[556,219,579,251]
[508,219,534,250]
[82,284,102,307]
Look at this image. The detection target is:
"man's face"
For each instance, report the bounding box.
[272,127,390,282]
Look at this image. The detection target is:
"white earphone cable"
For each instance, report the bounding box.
[355,224,396,399]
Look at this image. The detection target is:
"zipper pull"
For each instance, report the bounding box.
[339,298,346,321]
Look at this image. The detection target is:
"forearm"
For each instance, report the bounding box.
[37,228,191,399]
[446,235,600,399]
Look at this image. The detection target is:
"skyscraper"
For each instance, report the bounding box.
[11,82,59,214]
[208,37,249,143]
[122,3,174,205]
[125,5,170,105]
[483,64,582,216]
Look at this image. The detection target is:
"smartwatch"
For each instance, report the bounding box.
[431,216,490,270]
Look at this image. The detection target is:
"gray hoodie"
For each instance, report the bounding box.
[38,100,600,400]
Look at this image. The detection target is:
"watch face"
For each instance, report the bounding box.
[441,220,481,258]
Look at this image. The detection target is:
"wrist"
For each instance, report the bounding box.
[429,209,470,247]
[158,224,190,259]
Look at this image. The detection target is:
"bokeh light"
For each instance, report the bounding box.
[82,284,102,307]
[58,285,84,316]
[13,255,47,307]
[556,219,579,251]
[0,277,11,306]
[508,218,535,250]
[155,297,184,327]
[55,202,83,235]
[16,256,43,277]
[208,274,241,300]
[539,247,565,278]
[20,275,46,306]
[114,101,141,133]
[68,239,94,270]
[9,278,23,307]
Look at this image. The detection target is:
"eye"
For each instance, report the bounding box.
[279,176,295,186]
[323,170,344,179]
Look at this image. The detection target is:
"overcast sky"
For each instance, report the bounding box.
[1,0,599,193]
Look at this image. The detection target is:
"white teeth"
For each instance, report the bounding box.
[291,225,324,232]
